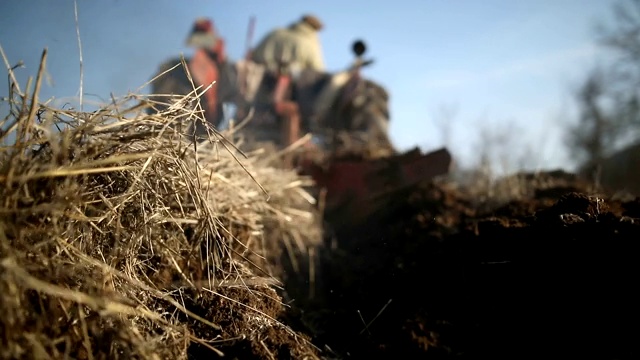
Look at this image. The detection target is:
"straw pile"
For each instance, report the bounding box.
[0,48,322,359]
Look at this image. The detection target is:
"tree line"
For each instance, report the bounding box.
[567,0,640,172]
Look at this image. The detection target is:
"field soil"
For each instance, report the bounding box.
[281,170,640,359]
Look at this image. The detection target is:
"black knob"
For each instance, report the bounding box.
[352,40,366,57]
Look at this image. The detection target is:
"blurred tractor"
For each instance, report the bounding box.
[148,23,453,221]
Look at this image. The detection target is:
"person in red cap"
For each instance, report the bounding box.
[184,18,228,129]
[186,18,227,63]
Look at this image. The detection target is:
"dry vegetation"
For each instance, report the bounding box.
[0,48,322,359]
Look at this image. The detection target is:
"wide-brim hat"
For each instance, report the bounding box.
[301,14,323,31]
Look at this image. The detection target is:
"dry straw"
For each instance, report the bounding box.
[0,45,322,359]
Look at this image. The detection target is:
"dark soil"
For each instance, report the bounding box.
[184,285,319,359]
[282,171,640,359]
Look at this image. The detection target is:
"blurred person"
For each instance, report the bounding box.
[184,18,239,131]
[250,14,325,73]
[228,14,328,150]
[186,17,227,64]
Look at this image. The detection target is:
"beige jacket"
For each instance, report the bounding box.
[250,21,325,73]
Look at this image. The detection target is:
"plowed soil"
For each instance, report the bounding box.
[280,171,640,359]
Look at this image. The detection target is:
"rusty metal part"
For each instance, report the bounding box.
[302,148,453,221]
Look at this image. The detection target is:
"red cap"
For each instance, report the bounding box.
[192,18,214,34]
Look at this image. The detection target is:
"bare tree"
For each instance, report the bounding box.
[565,67,621,167]
[431,102,458,148]
[596,0,640,138]
[471,118,527,181]
[565,0,640,171]
[599,0,640,83]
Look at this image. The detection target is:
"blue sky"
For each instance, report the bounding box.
[0,0,618,171]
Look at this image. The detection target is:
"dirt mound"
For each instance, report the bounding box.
[290,171,640,359]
